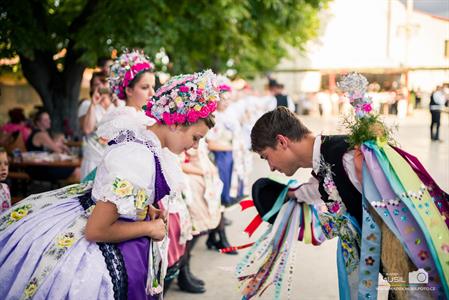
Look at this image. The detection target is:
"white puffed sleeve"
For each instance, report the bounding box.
[92,142,156,220]
[293,176,325,206]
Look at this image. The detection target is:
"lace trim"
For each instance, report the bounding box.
[97,243,128,300]
[96,107,155,141]
[108,130,160,156]
[77,192,128,300]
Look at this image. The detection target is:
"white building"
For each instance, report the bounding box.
[270,0,449,96]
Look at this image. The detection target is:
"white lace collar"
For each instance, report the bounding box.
[97,106,156,141]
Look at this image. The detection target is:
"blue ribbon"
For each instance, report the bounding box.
[262,179,298,222]
[357,163,382,300]
[81,167,97,183]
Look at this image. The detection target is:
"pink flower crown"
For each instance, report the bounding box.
[144,70,220,125]
[217,75,232,93]
[337,72,373,118]
[109,50,154,100]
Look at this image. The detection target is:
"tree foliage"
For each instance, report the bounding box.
[0,0,328,131]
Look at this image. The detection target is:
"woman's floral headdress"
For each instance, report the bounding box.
[338,72,392,146]
[217,75,232,93]
[144,70,220,125]
[109,50,154,100]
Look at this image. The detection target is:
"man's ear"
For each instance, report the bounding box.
[276,134,289,149]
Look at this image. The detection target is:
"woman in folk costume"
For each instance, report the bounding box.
[94,51,194,297]
[0,69,220,300]
[205,79,243,254]
[234,73,448,300]
[177,138,224,293]
[81,50,157,181]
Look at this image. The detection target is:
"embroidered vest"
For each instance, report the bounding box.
[315,135,363,226]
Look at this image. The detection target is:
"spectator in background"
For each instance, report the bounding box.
[267,79,296,112]
[429,85,447,142]
[97,57,113,76]
[26,109,69,153]
[0,107,31,145]
[78,72,117,178]
[25,109,78,181]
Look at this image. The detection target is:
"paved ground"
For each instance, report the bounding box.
[166,109,448,300]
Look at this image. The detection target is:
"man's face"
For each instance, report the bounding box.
[258,143,298,176]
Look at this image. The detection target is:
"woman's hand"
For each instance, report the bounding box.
[148,204,166,221]
[147,218,166,241]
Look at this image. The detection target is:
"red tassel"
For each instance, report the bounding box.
[219,242,255,253]
[240,199,255,211]
[244,214,263,237]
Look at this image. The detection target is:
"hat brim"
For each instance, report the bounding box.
[252,178,288,224]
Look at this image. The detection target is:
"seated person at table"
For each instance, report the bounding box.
[25,109,77,182]
[26,109,70,153]
[0,107,31,153]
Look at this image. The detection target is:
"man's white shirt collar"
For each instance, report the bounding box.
[312,134,322,174]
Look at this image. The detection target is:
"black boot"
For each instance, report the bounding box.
[206,230,219,250]
[184,236,205,286]
[186,264,205,286]
[177,265,206,293]
[217,228,238,255]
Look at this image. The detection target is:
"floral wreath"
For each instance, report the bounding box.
[217,75,232,93]
[144,69,220,125]
[109,50,154,100]
[338,72,392,147]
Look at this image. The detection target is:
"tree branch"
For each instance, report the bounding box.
[19,51,58,107]
[68,0,100,34]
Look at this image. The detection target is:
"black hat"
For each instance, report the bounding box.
[268,78,279,88]
[252,178,288,224]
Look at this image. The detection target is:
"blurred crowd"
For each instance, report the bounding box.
[0,71,447,199]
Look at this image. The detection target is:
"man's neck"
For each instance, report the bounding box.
[291,133,315,169]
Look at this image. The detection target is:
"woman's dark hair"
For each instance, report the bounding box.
[251,107,311,152]
[89,71,107,97]
[32,109,49,125]
[8,108,26,124]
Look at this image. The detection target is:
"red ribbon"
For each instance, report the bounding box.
[239,199,255,211]
[219,242,255,253]
[244,214,263,237]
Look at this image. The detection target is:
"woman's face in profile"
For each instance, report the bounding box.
[38,112,51,130]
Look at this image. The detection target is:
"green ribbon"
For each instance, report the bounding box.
[379,142,449,294]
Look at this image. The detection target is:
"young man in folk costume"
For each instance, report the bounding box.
[242,74,448,300]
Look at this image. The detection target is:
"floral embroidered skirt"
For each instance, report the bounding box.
[0,183,156,300]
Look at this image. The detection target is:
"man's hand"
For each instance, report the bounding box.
[287,190,297,199]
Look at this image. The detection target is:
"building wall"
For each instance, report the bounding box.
[272,0,449,94]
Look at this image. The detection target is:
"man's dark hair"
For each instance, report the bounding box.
[251,107,311,152]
